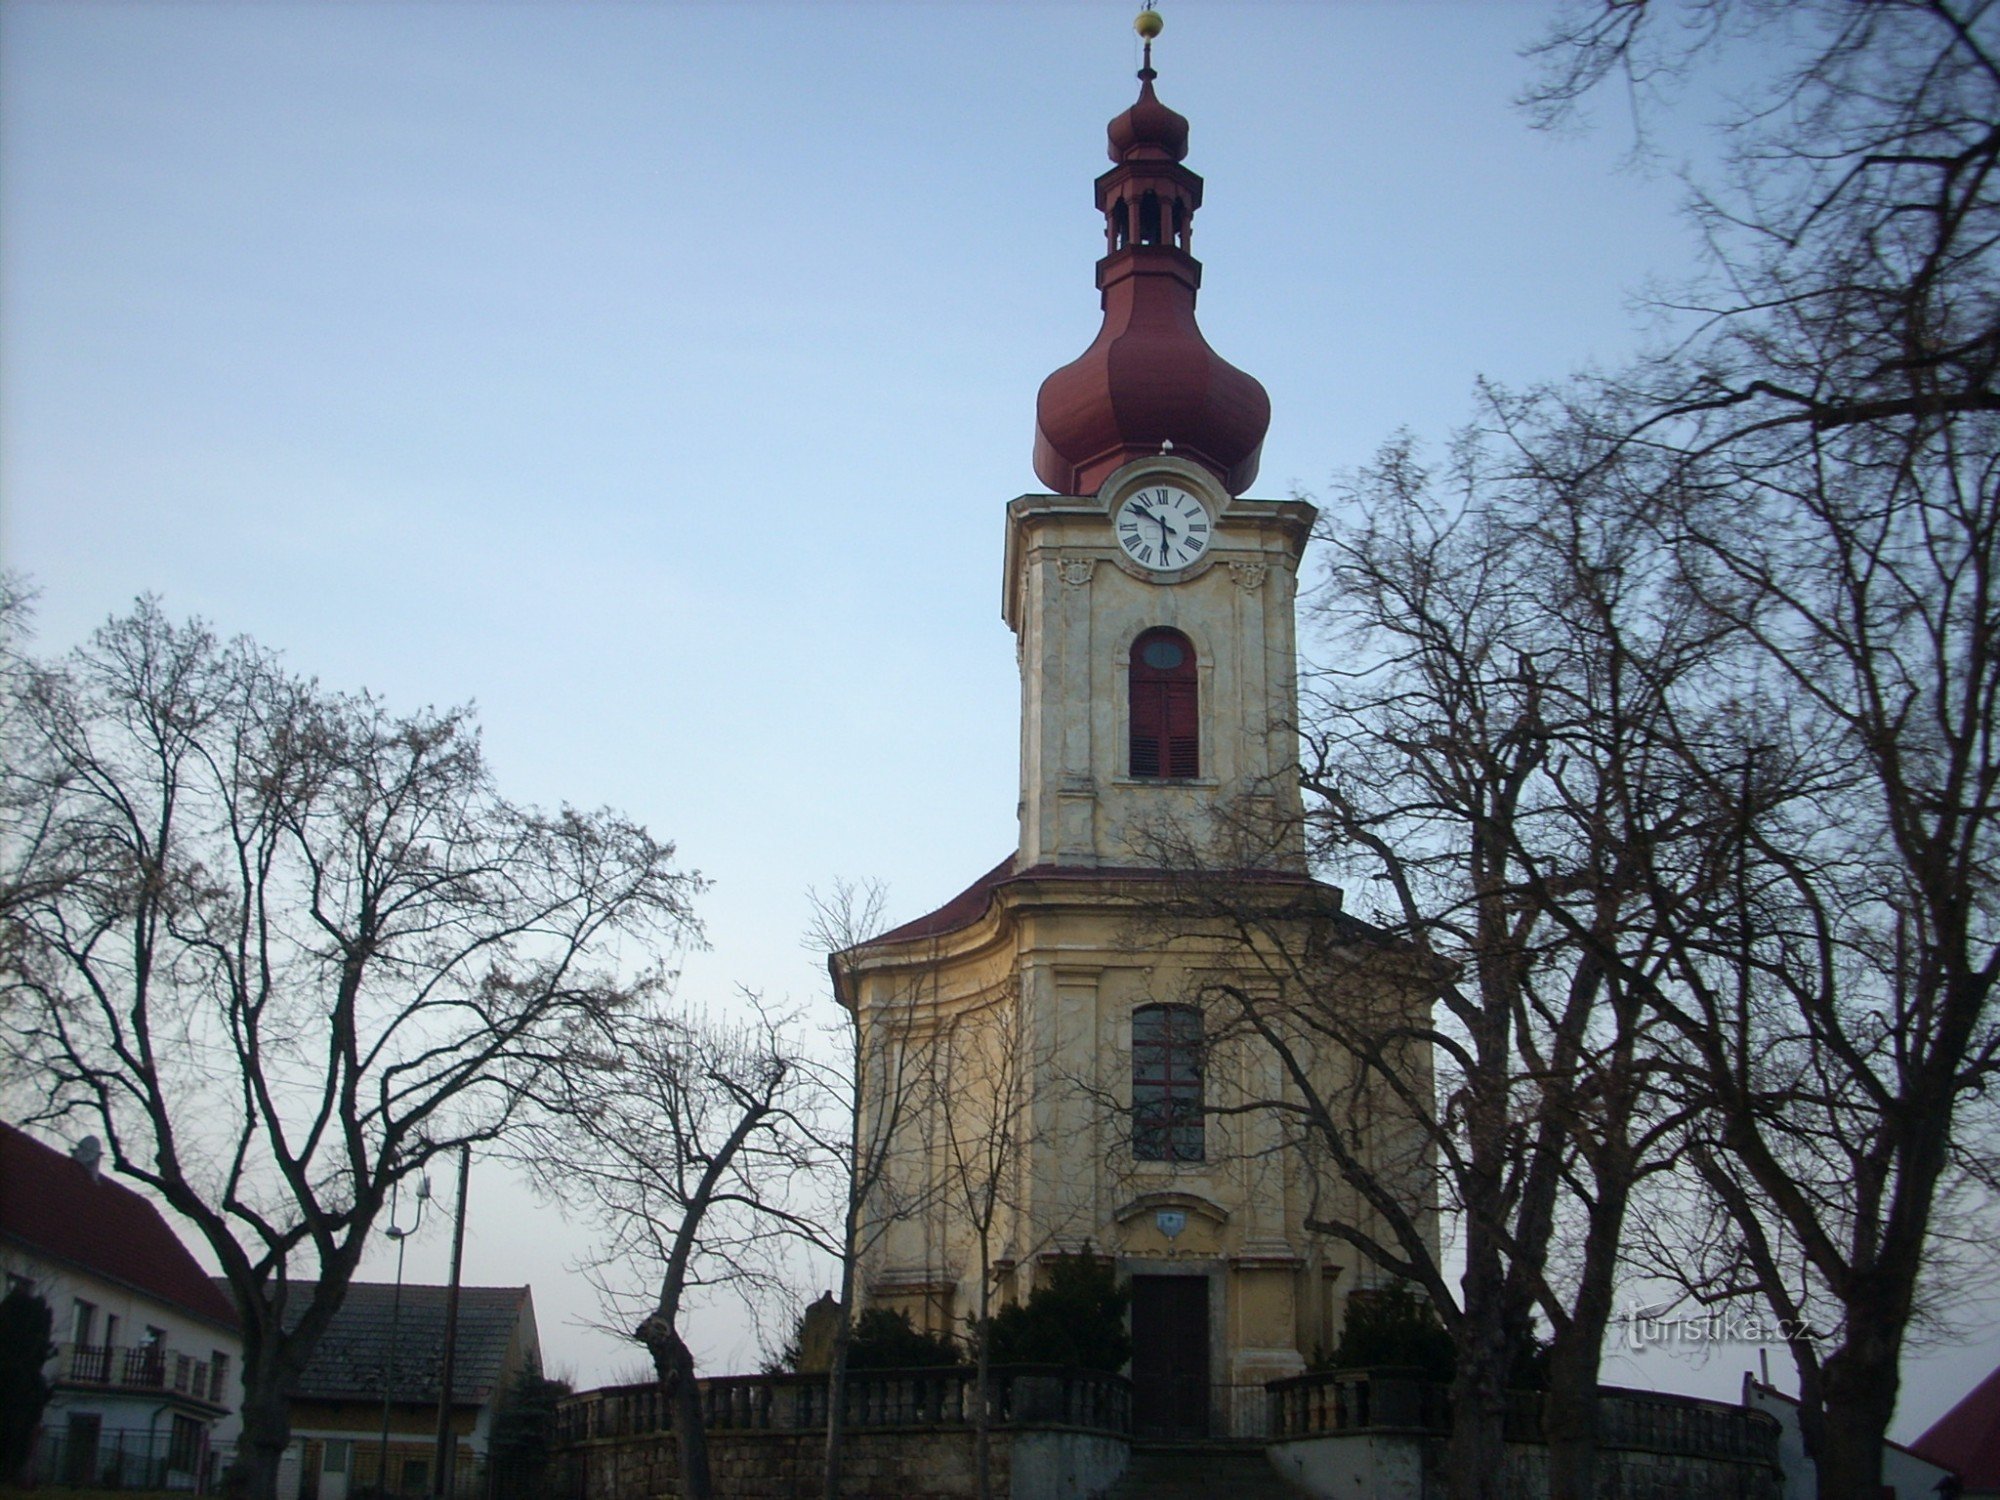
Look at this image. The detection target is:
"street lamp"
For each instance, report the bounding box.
[375,1176,431,1499]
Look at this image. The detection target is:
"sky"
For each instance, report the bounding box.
[3,0,1994,1442]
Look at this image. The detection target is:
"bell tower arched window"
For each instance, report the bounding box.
[1132,1004,1204,1163]
[1130,628,1198,779]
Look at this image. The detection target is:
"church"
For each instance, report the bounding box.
[830,18,1433,1446]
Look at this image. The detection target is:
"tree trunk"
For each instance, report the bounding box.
[661,1333,711,1500]
[820,1285,854,1500]
[973,1314,992,1500]
[1444,1315,1510,1500]
[224,1367,294,1500]
[1811,1329,1900,1500]
[1541,1330,1597,1500]
[1542,1170,1630,1500]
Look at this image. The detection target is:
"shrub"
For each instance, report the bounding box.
[844,1309,961,1370]
[986,1250,1130,1372]
[1323,1284,1455,1383]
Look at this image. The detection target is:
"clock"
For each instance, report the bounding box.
[1113,484,1212,572]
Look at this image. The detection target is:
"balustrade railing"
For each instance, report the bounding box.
[1267,1368,1779,1468]
[555,1365,1131,1444]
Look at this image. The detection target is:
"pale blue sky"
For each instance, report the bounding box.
[5,0,1992,1434]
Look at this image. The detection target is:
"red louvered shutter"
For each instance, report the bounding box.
[1130,630,1198,780]
[1164,680,1198,778]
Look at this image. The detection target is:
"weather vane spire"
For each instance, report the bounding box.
[1136,7,1162,79]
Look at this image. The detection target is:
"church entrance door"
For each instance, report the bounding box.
[1130,1274,1210,1438]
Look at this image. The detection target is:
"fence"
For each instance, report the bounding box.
[26,1426,232,1492]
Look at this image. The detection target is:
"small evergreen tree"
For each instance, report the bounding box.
[487,1369,571,1500]
[986,1251,1130,1372]
[843,1309,961,1370]
[0,1286,54,1479]
[1324,1284,1455,1383]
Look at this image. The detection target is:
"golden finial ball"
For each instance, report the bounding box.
[1135,9,1164,40]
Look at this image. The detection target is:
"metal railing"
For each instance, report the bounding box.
[57,1341,227,1404]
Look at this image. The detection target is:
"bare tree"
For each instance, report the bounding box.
[0,600,700,1500]
[1133,433,1713,1500]
[1509,6,2000,1495]
[802,878,937,1500]
[923,984,1042,1500]
[513,1002,823,1500]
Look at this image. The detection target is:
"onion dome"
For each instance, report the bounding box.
[1106,74,1188,163]
[1032,16,1270,498]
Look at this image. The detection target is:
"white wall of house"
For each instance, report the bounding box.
[3,1247,244,1449]
[1743,1377,1951,1500]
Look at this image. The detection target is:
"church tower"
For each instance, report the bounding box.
[1013,22,1310,877]
[835,18,1399,1442]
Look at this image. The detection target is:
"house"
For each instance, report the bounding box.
[0,1121,242,1490]
[1741,1374,1956,1500]
[1912,1361,2000,1499]
[274,1282,541,1500]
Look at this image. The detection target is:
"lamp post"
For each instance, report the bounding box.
[375,1175,431,1499]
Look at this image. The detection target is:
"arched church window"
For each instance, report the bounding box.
[1132,1004,1204,1163]
[1130,628,1198,779]
[1111,199,1130,252]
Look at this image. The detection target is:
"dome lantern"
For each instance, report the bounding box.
[1031,14,1270,498]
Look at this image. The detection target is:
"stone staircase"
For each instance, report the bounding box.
[1097,1441,1304,1500]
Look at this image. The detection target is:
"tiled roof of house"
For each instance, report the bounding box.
[1913,1361,2000,1488]
[279,1282,536,1407]
[0,1121,238,1330]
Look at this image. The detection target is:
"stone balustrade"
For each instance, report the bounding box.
[552,1366,1132,1500]
[1265,1369,1784,1500]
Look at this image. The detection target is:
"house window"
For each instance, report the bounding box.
[71,1298,96,1347]
[211,1351,230,1393]
[1129,629,1198,779]
[323,1440,350,1475]
[1133,1003,1204,1162]
[400,1458,429,1493]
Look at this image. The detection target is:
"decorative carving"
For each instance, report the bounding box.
[1059,557,1098,587]
[1229,561,1268,591]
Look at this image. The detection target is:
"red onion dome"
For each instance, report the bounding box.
[1031,44,1269,498]
[1107,74,1189,164]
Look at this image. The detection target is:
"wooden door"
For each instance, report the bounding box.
[1130,1275,1210,1438]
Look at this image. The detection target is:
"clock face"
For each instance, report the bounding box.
[1114,485,1212,572]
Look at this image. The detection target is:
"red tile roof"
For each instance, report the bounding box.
[0,1121,238,1330]
[860,853,1332,949]
[1913,1360,2000,1487]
